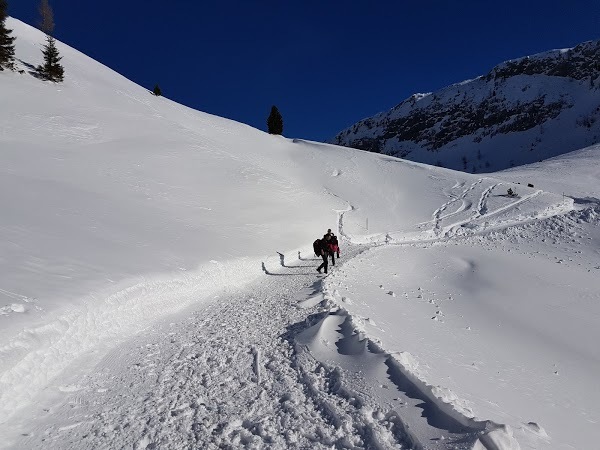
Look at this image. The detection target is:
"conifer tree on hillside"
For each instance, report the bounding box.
[39,36,63,81]
[36,0,64,82]
[153,84,162,96]
[0,0,16,71]
[267,105,283,135]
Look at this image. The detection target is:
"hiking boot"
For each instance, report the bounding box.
[317,268,321,273]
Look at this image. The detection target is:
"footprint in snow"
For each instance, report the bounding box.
[523,422,549,438]
[0,303,26,314]
[58,384,84,393]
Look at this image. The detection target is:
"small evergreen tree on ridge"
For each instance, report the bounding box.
[36,0,64,82]
[38,36,63,81]
[267,105,283,135]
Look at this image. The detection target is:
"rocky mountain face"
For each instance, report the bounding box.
[330,40,600,172]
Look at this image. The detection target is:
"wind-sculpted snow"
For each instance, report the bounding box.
[324,203,600,449]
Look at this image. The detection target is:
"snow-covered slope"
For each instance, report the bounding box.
[330,40,600,173]
[499,143,600,199]
[1,18,599,450]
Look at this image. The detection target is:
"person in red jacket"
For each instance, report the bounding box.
[327,237,337,266]
[327,228,340,259]
[330,233,340,259]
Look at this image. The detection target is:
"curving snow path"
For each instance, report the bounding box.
[6,242,511,450]
[4,177,581,450]
[3,245,435,449]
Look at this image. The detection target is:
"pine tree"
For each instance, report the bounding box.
[36,0,64,82]
[153,84,162,96]
[267,105,283,135]
[0,0,16,71]
[38,36,63,81]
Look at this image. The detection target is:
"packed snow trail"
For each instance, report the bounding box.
[3,173,574,450]
[7,243,496,450]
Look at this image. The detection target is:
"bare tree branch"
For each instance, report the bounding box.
[38,0,54,35]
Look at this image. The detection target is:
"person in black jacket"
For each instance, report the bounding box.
[316,234,332,274]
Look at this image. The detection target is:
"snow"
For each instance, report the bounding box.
[332,40,600,173]
[325,223,600,448]
[1,18,600,449]
[499,143,600,199]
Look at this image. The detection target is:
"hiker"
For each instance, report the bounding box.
[330,233,340,259]
[327,235,337,266]
[316,234,332,274]
[313,238,321,257]
[322,229,340,265]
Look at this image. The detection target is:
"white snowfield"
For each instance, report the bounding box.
[1,18,599,450]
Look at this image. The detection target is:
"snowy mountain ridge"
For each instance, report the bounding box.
[330,39,600,172]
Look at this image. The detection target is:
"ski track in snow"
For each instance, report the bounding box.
[4,182,574,450]
[432,179,483,235]
[429,179,567,240]
[473,183,499,218]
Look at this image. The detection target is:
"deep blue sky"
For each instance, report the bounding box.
[8,1,600,140]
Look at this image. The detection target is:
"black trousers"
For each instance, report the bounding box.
[330,251,335,266]
[317,253,328,273]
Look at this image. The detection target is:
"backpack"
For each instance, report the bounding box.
[313,239,321,256]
